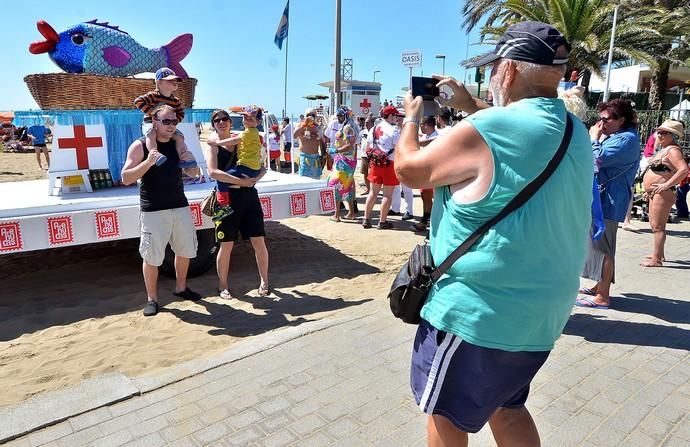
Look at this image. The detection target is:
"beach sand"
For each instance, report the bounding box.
[0,151,424,407]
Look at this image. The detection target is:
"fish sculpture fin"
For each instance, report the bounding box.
[103,46,132,68]
[163,33,193,78]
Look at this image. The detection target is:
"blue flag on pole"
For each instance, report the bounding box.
[274,1,289,50]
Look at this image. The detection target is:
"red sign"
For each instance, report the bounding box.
[95,210,120,239]
[290,193,307,216]
[360,98,371,109]
[190,203,203,228]
[319,189,335,212]
[47,216,74,245]
[0,221,23,252]
[57,125,104,170]
[260,196,273,219]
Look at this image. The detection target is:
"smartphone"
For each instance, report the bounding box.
[411,76,440,100]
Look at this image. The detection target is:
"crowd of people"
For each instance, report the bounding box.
[117,22,689,444]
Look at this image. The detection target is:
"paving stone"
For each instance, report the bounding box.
[121,432,166,447]
[257,411,294,434]
[256,396,292,417]
[26,421,73,447]
[166,436,199,447]
[289,431,334,447]
[68,407,113,432]
[165,403,203,425]
[256,429,297,447]
[287,413,329,437]
[160,418,204,442]
[56,426,104,447]
[663,436,690,447]
[192,421,232,445]
[226,409,263,431]
[127,414,169,439]
[91,429,133,447]
[586,425,628,446]
[98,411,142,436]
[325,416,362,440]
[623,430,658,447]
[221,426,264,446]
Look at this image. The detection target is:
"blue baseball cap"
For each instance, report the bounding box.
[465,21,570,68]
[155,67,181,81]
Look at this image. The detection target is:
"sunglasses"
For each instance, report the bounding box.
[155,118,179,126]
[656,130,670,136]
[213,117,230,124]
[599,115,618,123]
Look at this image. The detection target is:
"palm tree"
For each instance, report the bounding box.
[462,0,665,91]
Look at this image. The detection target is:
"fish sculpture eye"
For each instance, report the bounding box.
[71,34,86,45]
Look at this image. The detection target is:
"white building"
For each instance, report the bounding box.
[589,64,690,93]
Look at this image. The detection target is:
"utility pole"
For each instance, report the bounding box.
[603,5,619,102]
[334,0,342,110]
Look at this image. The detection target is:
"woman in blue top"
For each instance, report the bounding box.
[577,99,640,309]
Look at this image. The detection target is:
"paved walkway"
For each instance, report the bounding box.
[3,221,690,447]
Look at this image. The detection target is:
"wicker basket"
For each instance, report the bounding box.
[24,73,197,110]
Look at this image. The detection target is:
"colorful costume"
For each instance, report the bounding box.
[327,127,356,201]
[299,152,323,179]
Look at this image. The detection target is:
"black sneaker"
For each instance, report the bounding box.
[388,210,401,216]
[173,288,202,301]
[401,212,414,221]
[143,301,158,317]
[212,206,234,222]
[362,219,372,229]
[411,221,428,232]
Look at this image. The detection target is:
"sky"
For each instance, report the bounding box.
[2,0,491,118]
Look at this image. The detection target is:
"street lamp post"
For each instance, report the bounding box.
[373,70,381,82]
[435,54,446,76]
[603,5,619,103]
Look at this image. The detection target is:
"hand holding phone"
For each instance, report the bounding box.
[411,76,441,100]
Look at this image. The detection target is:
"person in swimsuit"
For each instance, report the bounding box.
[641,119,689,267]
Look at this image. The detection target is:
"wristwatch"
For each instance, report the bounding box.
[402,117,419,127]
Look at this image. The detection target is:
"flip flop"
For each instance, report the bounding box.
[575,296,609,309]
[578,287,597,296]
[217,289,232,299]
[258,284,270,297]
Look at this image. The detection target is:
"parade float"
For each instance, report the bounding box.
[1,19,330,276]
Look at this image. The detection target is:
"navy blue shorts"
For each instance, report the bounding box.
[411,319,550,433]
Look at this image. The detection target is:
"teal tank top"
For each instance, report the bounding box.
[420,98,594,352]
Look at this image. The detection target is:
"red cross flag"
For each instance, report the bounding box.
[351,94,380,118]
[52,124,109,172]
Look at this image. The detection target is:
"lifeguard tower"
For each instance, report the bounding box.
[319,80,382,118]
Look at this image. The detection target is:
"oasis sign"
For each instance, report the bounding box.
[401,50,422,68]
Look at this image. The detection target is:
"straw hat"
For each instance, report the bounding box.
[657,119,684,138]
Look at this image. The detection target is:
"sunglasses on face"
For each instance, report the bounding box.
[213,117,230,124]
[656,130,670,136]
[155,118,179,126]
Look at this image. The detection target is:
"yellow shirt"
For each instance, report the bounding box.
[237,128,262,170]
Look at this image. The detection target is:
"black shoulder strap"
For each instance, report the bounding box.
[430,113,574,282]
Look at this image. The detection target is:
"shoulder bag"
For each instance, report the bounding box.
[201,144,237,217]
[388,114,574,324]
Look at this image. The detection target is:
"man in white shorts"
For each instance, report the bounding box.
[121,104,201,316]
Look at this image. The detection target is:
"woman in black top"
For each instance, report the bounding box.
[204,109,270,298]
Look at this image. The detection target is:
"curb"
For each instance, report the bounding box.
[0,311,373,443]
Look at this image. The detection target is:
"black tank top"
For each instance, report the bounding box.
[216,144,237,189]
[140,137,189,212]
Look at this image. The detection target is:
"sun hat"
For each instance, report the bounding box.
[656,119,684,138]
[240,105,263,121]
[381,105,403,116]
[155,67,181,81]
[465,21,570,68]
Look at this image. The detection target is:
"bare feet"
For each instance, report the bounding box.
[621,223,638,231]
[258,283,270,296]
[329,216,341,223]
[640,259,663,267]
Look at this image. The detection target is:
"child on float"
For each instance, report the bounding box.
[206,105,265,221]
[133,67,193,164]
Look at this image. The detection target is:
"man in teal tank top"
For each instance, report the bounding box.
[395,22,593,446]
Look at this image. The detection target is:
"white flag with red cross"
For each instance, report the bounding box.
[51,124,109,172]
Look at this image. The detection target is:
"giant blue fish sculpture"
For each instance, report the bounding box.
[29,19,193,78]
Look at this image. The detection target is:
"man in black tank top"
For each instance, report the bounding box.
[121,105,201,316]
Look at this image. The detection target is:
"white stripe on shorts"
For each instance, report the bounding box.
[419,333,462,413]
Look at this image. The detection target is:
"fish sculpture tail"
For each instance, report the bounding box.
[163,33,193,79]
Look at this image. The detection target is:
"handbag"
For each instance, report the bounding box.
[201,187,217,217]
[388,114,574,324]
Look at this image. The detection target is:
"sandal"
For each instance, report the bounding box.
[378,221,393,230]
[258,284,270,297]
[217,289,232,299]
[362,219,372,229]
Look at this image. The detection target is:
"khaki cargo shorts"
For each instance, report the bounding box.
[139,207,198,266]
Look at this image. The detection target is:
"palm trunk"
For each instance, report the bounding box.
[650,59,670,110]
[581,70,592,92]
